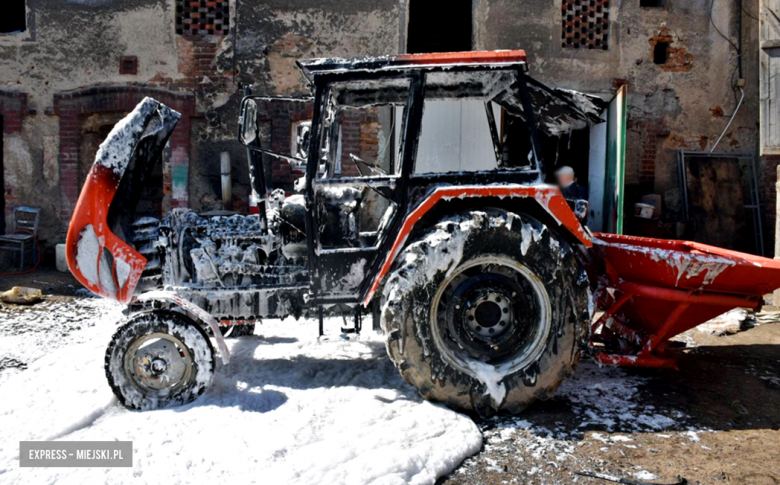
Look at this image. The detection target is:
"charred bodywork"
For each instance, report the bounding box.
[69,51,602,319]
[66,51,780,413]
[130,200,308,321]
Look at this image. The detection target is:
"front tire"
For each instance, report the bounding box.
[105,311,215,410]
[380,209,589,415]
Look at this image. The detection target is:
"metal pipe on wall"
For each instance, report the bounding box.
[221,151,232,211]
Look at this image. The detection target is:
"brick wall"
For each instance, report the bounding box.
[0,91,27,135]
[629,117,663,192]
[338,109,363,178]
[359,121,380,162]
[53,87,195,229]
[255,100,314,188]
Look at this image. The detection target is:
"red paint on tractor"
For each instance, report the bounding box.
[363,184,589,306]
[65,164,147,304]
[589,233,780,368]
[396,50,527,66]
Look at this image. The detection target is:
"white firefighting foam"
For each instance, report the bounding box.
[0,300,482,485]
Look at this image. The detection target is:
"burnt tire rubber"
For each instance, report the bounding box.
[380,209,590,416]
[105,311,215,410]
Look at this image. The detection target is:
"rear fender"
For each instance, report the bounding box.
[65,98,181,303]
[362,184,590,305]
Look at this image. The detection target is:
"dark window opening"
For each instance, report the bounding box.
[653,42,668,64]
[407,0,472,53]
[502,114,590,189]
[640,0,664,7]
[120,56,138,75]
[0,1,26,34]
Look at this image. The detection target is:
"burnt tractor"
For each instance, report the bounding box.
[66,50,780,414]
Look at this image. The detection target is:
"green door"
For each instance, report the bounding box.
[604,84,627,234]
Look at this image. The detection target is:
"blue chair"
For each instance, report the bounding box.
[0,206,40,271]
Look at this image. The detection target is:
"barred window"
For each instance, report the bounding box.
[561,0,610,50]
[176,0,230,37]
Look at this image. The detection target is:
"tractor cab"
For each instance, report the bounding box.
[238,50,605,307]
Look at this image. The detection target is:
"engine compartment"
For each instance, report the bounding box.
[130,190,310,320]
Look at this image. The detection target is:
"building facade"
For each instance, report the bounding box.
[0,0,768,255]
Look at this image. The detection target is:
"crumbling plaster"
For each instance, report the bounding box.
[0,0,181,112]
[0,0,184,240]
[3,116,62,243]
[0,0,404,241]
[0,0,764,248]
[476,0,760,198]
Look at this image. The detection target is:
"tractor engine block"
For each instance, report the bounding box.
[130,201,309,320]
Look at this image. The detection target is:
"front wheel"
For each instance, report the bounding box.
[380,209,590,415]
[105,311,215,410]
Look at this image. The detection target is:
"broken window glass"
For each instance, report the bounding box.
[317,78,409,179]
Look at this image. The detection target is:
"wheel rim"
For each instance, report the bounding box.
[430,255,552,377]
[124,332,193,394]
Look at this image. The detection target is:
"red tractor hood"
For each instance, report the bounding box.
[65,98,181,303]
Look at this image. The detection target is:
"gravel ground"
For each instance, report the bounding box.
[2,269,779,484]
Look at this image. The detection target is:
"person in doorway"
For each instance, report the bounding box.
[555,166,587,201]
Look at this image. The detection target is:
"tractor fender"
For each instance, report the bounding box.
[135,291,231,364]
[362,184,590,306]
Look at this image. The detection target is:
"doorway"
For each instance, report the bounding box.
[539,129,591,190]
[590,84,627,234]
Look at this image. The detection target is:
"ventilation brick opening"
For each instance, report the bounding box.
[561,0,610,50]
[176,0,230,37]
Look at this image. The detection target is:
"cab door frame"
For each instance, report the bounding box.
[304,71,426,305]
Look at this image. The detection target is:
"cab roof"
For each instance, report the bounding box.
[297,50,528,81]
[296,50,608,136]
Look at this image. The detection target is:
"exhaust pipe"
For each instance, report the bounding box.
[220,151,232,211]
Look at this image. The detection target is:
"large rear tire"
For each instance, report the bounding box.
[105,311,215,410]
[380,209,590,415]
